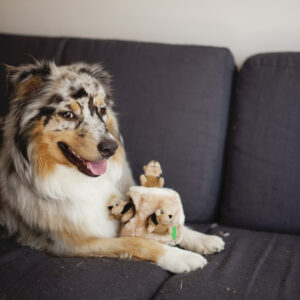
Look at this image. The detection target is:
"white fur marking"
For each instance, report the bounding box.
[158,245,207,273]
[180,226,225,255]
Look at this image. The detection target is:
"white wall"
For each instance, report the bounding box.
[0,0,300,65]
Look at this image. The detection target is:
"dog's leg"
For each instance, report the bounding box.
[65,236,207,273]
[179,226,225,255]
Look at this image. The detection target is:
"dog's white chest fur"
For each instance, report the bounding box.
[39,162,123,238]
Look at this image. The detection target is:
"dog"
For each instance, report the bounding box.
[0,61,224,273]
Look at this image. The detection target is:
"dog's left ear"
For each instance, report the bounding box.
[5,61,54,100]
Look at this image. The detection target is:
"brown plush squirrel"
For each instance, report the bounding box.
[147,208,173,234]
[107,195,135,223]
[140,160,165,188]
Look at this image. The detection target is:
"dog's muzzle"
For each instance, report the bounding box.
[98,139,118,159]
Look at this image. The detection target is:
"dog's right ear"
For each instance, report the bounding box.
[5,61,54,100]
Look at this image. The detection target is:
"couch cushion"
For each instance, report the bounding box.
[0,230,170,300]
[155,224,300,300]
[0,33,235,222]
[220,53,300,234]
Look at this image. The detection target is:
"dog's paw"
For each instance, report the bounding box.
[193,235,225,255]
[158,245,207,273]
[180,228,225,255]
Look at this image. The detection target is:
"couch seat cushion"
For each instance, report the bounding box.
[154,224,300,300]
[0,231,169,300]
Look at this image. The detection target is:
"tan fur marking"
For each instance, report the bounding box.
[32,120,100,178]
[107,112,125,164]
[69,102,81,114]
[16,75,42,98]
[95,96,103,107]
[32,119,69,178]
[56,228,165,262]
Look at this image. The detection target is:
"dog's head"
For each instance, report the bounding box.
[5,61,124,178]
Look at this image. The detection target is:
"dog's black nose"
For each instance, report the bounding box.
[169,215,172,219]
[108,206,113,211]
[98,139,118,158]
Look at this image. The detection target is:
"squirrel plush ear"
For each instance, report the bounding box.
[5,61,54,100]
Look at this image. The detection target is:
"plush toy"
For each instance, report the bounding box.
[140,160,165,188]
[107,195,135,223]
[108,161,184,245]
[120,186,184,245]
[147,208,173,234]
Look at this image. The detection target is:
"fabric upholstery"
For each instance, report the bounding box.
[0,224,208,300]
[155,224,300,300]
[1,33,299,300]
[2,224,300,300]
[220,53,300,234]
[0,33,235,222]
[0,228,170,300]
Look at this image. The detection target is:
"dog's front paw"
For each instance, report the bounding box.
[180,227,225,255]
[194,235,225,255]
[158,245,207,273]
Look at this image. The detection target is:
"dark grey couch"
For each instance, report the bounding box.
[0,33,299,300]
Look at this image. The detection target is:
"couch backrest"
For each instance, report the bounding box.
[221,53,300,234]
[0,33,235,223]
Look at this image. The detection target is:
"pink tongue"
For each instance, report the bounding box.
[87,160,107,176]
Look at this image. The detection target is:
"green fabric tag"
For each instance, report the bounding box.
[172,226,177,240]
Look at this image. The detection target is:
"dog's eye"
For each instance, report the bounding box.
[160,209,163,214]
[116,201,119,206]
[99,107,107,116]
[59,111,76,120]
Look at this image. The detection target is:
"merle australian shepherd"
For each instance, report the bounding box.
[0,61,224,273]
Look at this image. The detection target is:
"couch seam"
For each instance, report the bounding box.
[244,62,300,71]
